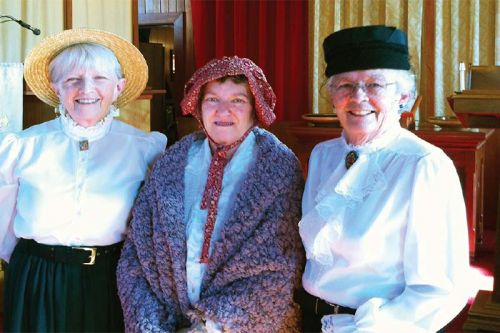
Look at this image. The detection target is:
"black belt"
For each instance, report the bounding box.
[295,288,357,316]
[17,238,123,265]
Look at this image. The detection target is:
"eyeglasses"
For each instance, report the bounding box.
[331,81,396,97]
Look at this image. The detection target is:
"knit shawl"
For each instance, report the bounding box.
[117,127,305,333]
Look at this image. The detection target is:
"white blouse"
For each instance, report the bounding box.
[184,132,256,303]
[183,133,256,333]
[0,114,166,261]
[300,126,470,333]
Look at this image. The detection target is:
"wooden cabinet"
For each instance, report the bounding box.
[290,123,494,258]
[135,0,195,144]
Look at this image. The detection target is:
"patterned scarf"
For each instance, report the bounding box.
[199,126,255,263]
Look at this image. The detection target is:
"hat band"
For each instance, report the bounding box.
[324,41,408,59]
[325,46,410,77]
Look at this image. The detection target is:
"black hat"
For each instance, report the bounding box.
[323,25,410,77]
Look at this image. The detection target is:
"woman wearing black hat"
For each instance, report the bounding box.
[297,25,469,332]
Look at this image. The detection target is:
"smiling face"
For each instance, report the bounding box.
[200,78,255,147]
[51,68,125,127]
[49,43,125,128]
[329,69,410,145]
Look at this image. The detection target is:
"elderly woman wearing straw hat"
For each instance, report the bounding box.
[0,28,166,332]
[117,56,304,333]
[297,25,469,333]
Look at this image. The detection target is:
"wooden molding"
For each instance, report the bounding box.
[139,12,181,26]
[421,0,435,121]
[132,0,139,46]
[464,290,500,332]
[63,0,72,29]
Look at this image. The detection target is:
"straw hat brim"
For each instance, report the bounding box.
[24,28,148,108]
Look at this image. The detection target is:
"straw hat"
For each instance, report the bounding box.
[24,28,148,108]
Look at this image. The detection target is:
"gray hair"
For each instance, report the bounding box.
[326,69,417,113]
[49,43,123,84]
[393,70,417,112]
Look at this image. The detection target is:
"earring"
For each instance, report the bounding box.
[109,104,120,117]
[54,103,65,115]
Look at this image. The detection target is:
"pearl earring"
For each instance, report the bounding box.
[109,104,120,117]
[55,103,65,115]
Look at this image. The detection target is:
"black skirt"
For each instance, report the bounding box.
[3,239,124,332]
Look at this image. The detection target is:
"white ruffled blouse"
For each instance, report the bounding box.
[300,126,470,332]
[183,133,256,333]
[0,114,166,261]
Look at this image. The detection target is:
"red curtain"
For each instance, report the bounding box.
[191,0,309,122]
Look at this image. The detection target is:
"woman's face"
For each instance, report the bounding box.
[329,69,409,145]
[201,79,255,146]
[51,66,125,127]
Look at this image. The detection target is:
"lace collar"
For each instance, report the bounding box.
[59,108,117,142]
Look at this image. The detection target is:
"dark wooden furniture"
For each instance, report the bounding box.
[451,90,500,332]
[290,123,494,259]
[134,0,195,144]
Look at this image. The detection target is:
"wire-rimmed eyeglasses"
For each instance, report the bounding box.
[331,82,396,97]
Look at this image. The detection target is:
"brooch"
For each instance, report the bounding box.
[79,140,89,151]
[345,150,358,169]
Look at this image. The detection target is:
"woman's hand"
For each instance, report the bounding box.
[176,322,208,333]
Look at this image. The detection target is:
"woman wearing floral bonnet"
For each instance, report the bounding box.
[117,56,305,332]
[0,28,166,331]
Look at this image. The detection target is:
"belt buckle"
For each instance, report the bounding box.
[72,246,97,265]
[326,301,340,314]
[315,298,341,315]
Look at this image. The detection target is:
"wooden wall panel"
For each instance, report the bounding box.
[483,129,500,229]
[118,98,152,132]
[64,0,72,29]
[23,95,57,129]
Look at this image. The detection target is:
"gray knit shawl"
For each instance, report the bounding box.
[117,128,305,333]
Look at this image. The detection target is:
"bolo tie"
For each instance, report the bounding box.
[345,150,359,169]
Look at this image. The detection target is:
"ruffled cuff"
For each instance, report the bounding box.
[321,314,356,333]
[176,322,208,333]
[205,320,223,333]
[321,298,388,333]
[175,320,223,333]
